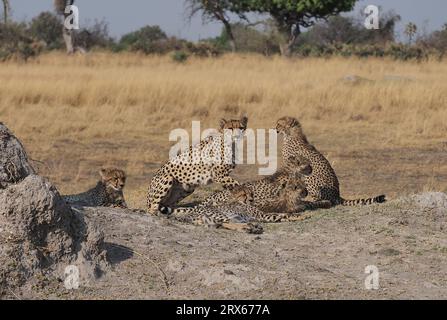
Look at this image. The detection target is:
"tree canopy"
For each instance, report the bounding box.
[235,0,358,55]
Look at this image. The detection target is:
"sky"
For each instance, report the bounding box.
[8,0,447,41]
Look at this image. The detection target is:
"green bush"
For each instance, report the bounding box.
[172,50,189,63]
[185,42,221,57]
[387,44,427,61]
[294,42,431,61]
[203,21,280,56]
[75,20,114,50]
[28,11,63,50]
[118,25,168,52]
[0,22,44,61]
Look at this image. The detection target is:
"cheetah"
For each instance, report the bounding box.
[199,155,331,213]
[276,116,386,206]
[147,116,248,214]
[160,185,314,234]
[259,177,332,213]
[62,168,127,208]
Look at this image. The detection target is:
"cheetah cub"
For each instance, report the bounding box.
[197,155,330,213]
[161,184,316,235]
[276,116,386,207]
[161,186,264,234]
[62,168,127,208]
[259,177,332,214]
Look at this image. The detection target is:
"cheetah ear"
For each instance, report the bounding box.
[99,168,109,180]
[290,117,301,128]
[219,118,227,129]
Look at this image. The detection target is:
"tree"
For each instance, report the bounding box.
[405,22,417,45]
[236,0,358,56]
[1,0,10,24]
[185,0,246,52]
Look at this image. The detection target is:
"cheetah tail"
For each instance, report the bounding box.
[341,195,386,206]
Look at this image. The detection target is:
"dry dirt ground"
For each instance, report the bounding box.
[13,192,447,300]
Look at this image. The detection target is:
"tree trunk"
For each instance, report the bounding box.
[2,0,9,24]
[279,43,291,57]
[62,27,75,54]
[57,0,76,54]
[279,25,300,57]
[222,19,236,53]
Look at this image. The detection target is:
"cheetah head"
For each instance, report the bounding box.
[286,155,312,176]
[99,167,127,192]
[276,116,303,135]
[230,185,254,205]
[219,115,248,140]
[284,178,309,200]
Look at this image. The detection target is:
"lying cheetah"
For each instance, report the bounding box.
[147,116,248,214]
[276,116,386,206]
[199,155,331,213]
[62,168,127,208]
[259,178,332,213]
[160,186,313,234]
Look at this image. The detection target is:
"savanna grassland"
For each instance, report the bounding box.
[0,52,446,209]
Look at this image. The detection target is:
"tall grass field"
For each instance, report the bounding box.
[1,52,446,208]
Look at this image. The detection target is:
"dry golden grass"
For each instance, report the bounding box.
[0,52,446,208]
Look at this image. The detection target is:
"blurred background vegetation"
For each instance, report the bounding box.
[1,0,447,62]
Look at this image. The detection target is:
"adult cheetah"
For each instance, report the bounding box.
[276,116,386,206]
[147,116,248,214]
[62,167,127,208]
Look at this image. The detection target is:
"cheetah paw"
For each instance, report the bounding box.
[244,223,264,234]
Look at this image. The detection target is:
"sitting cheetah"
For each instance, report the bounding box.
[276,116,386,206]
[160,185,313,234]
[147,116,248,214]
[62,168,127,208]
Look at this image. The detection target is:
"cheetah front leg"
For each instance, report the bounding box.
[220,222,264,234]
[147,174,175,214]
[255,213,313,223]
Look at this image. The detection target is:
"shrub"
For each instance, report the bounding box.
[185,42,221,57]
[75,20,114,50]
[0,22,44,61]
[118,25,167,52]
[28,11,63,50]
[387,44,427,61]
[172,50,189,63]
[419,26,447,57]
[295,11,401,49]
